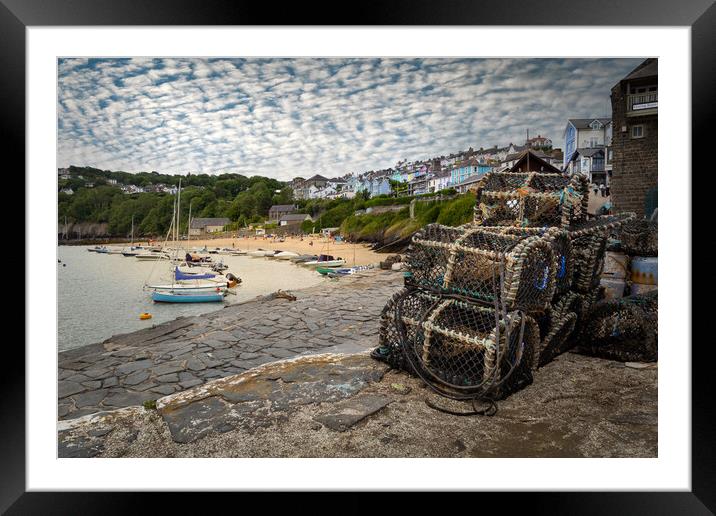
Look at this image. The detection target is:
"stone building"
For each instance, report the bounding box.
[609,58,658,217]
[189,217,230,236]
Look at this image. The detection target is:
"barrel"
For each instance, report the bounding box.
[631,256,658,286]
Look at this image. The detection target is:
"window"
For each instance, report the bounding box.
[631,125,645,139]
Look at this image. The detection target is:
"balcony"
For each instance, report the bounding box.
[627,91,658,116]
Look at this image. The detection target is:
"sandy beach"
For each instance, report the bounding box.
[175,234,386,266]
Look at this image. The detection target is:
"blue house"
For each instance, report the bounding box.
[370,177,392,197]
[450,158,491,186]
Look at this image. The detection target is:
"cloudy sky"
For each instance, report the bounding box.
[58,57,642,180]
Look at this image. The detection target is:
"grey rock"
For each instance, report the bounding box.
[156,373,179,383]
[58,381,86,399]
[132,380,158,392]
[237,352,263,360]
[115,359,153,376]
[58,404,72,418]
[81,381,102,390]
[151,361,186,376]
[266,348,296,359]
[210,348,237,360]
[313,395,392,432]
[72,389,108,408]
[186,359,207,372]
[66,374,90,383]
[151,384,177,396]
[178,371,197,382]
[88,427,113,438]
[161,396,229,444]
[83,368,112,380]
[59,360,90,371]
[123,370,150,386]
[102,389,155,409]
[58,435,104,458]
[179,379,204,389]
[102,377,118,388]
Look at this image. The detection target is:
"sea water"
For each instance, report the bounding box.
[57,246,325,351]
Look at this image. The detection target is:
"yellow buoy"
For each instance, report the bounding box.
[139,312,152,320]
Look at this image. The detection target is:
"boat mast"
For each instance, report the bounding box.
[130,214,134,246]
[187,198,192,250]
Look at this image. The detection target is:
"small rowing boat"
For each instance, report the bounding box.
[151,290,225,303]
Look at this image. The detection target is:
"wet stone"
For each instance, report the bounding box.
[72,389,108,408]
[156,373,179,383]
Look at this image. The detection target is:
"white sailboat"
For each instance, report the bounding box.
[144,180,229,302]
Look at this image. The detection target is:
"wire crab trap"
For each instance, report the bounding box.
[478,226,574,298]
[474,172,589,229]
[405,224,557,312]
[536,310,578,367]
[376,288,540,400]
[619,218,658,256]
[572,291,658,362]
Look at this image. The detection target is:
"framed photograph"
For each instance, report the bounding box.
[7,0,711,511]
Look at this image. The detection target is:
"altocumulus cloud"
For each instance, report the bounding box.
[58,57,642,180]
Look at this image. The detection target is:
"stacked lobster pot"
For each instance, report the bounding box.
[375,170,634,401]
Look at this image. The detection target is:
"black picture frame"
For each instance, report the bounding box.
[5,0,711,512]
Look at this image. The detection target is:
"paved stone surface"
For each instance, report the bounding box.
[58,270,403,420]
[57,352,657,458]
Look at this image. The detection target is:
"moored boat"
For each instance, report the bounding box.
[290,254,318,263]
[302,255,346,268]
[248,249,272,257]
[275,251,299,260]
[136,252,170,260]
[151,290,225,303]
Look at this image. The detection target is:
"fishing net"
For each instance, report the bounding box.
[620,219,658,256]
[374,288,540,399]
[405,224,557,312]
[474,172,589,229]
[572,291,658,362]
